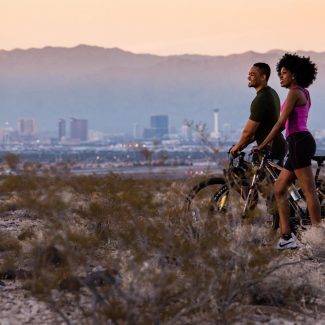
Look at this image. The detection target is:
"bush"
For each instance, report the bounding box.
[0,171,324,324]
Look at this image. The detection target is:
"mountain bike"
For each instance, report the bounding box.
[186,150,325,231]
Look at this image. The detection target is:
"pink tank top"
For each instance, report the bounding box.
[281,86,310,138]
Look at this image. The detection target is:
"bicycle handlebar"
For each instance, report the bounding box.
[228,146,271,170]
[228,150,245,166]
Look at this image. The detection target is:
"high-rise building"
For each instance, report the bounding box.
[0,122,14,144]
[180,124,192,142]
[70,118,88,141]
[151,115,168,136]
[18,119,36,138]
[0,128,4,144]
[210,109,220,139]
[144,115,169,139]
[133,123,143,139]
[58,119,66,141]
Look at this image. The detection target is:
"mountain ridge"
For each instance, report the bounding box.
[0,45,324,134]
[2,44,325,56]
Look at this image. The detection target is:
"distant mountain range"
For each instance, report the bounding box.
[1,45,324,135]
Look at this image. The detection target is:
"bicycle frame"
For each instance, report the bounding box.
[241,151,324,223]
[242,154,268,216]
[186,150,324,226]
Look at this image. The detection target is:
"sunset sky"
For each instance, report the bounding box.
[1,0,325,55]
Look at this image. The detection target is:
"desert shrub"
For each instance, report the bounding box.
[0,255,19,280]
[26,228,101,295]
[0,230,21,253]
[18,226,36,241]
[0,175,39,193]
[3,153,20,170]
[1,171,323,324]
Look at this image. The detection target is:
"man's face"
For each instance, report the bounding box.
[248,66,263,88]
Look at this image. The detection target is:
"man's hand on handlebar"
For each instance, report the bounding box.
[229,145,241,158]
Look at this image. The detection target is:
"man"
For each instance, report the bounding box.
[230,63,287,228]
[230,63,286,161]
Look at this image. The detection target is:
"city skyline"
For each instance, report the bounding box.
[1,100,325,139]
[2,110,325,143]
[1,0,325,55]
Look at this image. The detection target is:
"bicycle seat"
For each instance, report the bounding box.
[312,156,325,164]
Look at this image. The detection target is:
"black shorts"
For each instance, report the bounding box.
[284,131,316,172]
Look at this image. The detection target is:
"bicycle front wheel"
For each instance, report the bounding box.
[186,177,230,220]
[317,180,325,218]
[301,181,325,222]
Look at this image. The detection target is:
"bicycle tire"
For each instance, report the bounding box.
[301,185,325,220]
[186,177,226,201]
[317,180,325,218]
[186,176,260,219]
[186,177,228,220]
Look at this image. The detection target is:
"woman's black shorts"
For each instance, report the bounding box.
[284,131,316,172]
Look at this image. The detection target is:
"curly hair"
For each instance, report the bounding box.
[276,53,317,88]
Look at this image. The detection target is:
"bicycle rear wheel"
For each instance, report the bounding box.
[186,177,229,220]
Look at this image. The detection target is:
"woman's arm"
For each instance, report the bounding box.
[256,89,300,150]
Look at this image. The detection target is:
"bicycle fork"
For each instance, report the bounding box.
[242,155,266,217]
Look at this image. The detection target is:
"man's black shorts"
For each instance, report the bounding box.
[284,131,316,171]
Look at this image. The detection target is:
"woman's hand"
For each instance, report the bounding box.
[251,145,263,153]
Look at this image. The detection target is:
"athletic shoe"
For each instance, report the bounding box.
[275,236,298,250]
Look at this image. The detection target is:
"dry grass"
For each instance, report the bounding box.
[0,167,324,324]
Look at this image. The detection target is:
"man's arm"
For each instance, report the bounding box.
[230,119,260,156]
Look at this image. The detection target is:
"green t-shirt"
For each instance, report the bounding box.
[249,86,286,159]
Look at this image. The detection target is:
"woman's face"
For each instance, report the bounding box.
[279,67,295,88]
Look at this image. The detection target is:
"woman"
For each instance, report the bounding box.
[253,53,321,250]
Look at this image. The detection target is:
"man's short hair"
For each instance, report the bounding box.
[253,62,271,81]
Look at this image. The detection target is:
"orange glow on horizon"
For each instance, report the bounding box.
[0,0,325,55]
